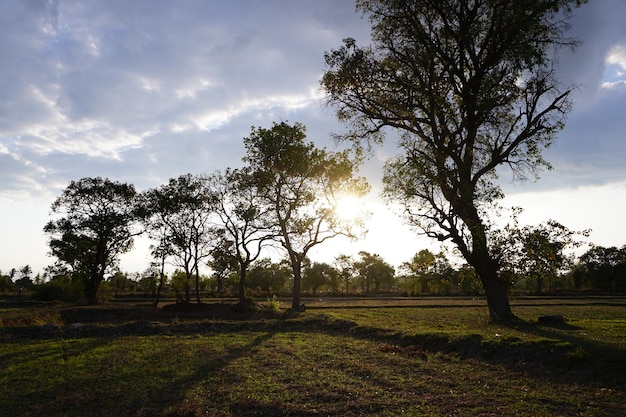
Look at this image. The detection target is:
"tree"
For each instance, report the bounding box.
[208,169,275,305]
[354,251,395,294]
[304,262,339,295]
[44,177,139,305]
[208,241,238,298]
[247,258,291,297]
[0,270,16,293]
[141,174,217,304]
[402,249,437,294]
[334,254,356,294]
[579,245,626,294]
[518,220,587,294]
[322,0,585,321]
[14,265,33,296]
[243,121,370,310]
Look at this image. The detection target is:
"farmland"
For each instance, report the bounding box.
[1,296,625,416]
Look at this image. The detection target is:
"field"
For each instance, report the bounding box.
[1,296,625,416]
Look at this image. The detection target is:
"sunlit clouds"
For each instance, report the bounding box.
[602,44,626,89]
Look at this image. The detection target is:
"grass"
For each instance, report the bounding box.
[0,296,625,416]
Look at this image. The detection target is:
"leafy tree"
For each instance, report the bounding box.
[44,177,139,305]
[141,174,217,304]
[517,220,587,294]
[108,270,133,293]
[579,245,626,293]
[208,169,275,305]
[243,121,369,310]
[247,258,291,297]
[14,265,33,295]
[455,264,483,296]
[428,254,457,295]
[137,266,159,296]
[208,241,238,298]
[402,249,437,293]
[304,262,339,295]
[355,251,395,294]
[322,0,585,321]
[0,271,15,293]
[334,254,356,294]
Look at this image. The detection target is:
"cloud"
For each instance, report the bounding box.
[1,0,625,274]
[0,0,370,197]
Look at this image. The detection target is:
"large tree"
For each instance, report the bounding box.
[243,121,370,310]
[322,0,584,321]
[44,177,139,305]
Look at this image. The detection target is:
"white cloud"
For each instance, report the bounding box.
[606,44,626,68]
[601,44,626,89]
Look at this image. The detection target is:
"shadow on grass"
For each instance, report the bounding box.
[3,303,625,412]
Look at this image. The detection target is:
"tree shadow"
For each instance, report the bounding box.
[3,304,626,416]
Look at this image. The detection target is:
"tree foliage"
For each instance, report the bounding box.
[354,251,395,294]
[44,177,139,304]
[579,245,626,293]
[322,0,585,321]
[247,258,291,297]
[208,168,275,304]
[304,262,340,295]
[141,174,217,304]
[243,121,370,310]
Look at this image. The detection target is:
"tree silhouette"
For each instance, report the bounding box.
[322,0,585,320]
[243,121,369,310]
[44,177,139,305]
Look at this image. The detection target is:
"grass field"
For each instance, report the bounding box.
[1,296,625,416]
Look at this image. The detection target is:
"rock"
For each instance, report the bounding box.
[538,315,565,325]
[41,323,61,334]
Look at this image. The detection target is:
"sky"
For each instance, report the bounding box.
[1,0,625,277]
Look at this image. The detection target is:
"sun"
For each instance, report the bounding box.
[334,194,366,221]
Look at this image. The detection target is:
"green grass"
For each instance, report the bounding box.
[1,297,625,416]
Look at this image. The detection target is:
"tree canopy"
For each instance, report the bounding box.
[322,0,585,321]
[44,177,139,305]
[243,121,370,310]
[141,174,217,304]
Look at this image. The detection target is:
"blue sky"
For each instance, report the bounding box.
[1,0,625,276]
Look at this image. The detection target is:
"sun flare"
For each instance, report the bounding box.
[334,194,366,221]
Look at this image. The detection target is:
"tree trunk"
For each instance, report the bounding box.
[83,275,101,305]
[291,260,303,310]
[195,269,201,304]
[154,256,166,307]
[475,261,513,322]
[238,264,247,304]
[455,199,515,322]
[468,244,513,322]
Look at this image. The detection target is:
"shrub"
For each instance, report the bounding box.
[265,295,281,313]
[33,280,81,302]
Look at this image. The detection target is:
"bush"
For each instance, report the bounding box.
[33,280,82,302]
[265,295,281,313]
